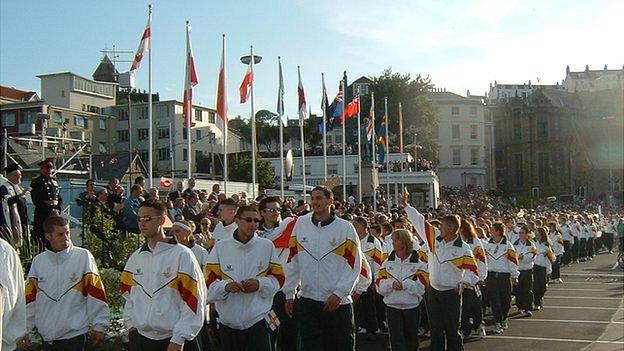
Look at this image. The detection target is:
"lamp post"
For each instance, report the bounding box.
[241,49,262,199]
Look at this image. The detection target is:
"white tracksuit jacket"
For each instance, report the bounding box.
[1,238,25,351]
[376,250,429,309]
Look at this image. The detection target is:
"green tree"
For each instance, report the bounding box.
[256,109,290,153]
[229,154,276,190]
[363,69,438,162]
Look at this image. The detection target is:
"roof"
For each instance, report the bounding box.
[36,71,118,86]
[86,152,147,181]
[526,88,580,108]
[92,55,119,83]
[351,76,373,85]
[0,85,39,102]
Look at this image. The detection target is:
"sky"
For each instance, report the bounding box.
[1,0,623,120]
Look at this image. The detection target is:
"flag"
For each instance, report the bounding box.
[277,57,284,116]
[159,177,172,188]
[215,36,227,132]
[365,117,373,141]
[239,66,253,103]
[378,115,388,163]
[320,77,329,133]
[183,22,198,128]
[130,14,151,73]
[297,67,307,120]
[343,95,360,123]
[327,91,343,131]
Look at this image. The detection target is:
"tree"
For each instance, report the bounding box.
[256,109,290,153]
[362,69,438,162]
[229,154,276,190]
[228,115,250,143]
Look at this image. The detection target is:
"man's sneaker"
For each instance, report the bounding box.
[462,331,471,341]
[557,278,564,283]
[479,326,487,339]
[494,324,503,334]
[502,319,509,329]
[524,310,533,317]
[357,327,367,334]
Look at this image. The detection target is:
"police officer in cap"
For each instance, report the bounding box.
[30,158,62,244]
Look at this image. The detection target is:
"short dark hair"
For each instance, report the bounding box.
[86,179,95,186]
[491,221,505,235]
[43,215,68,234]
[312,186,333,200]
[381,222,393,233]
[219,198,239,208]
[140,199,167,216]
[135,176,145,184]
[131,184,142,193]
[236,205,259,218]
[259,196,282,211]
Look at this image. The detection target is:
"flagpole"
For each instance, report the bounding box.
[371,92,377,212]
[298,66,307,202]
[399,102,404,195]
[186,21,192,180]
[384,97,390,204]
[222,34,228,196]
[357,95,362,203]
[147,4,153,188]
[278,57,285,199]
[249,45,257,199]
[341,80,347,201]
[321,73,328,181]
[169,122,174,179]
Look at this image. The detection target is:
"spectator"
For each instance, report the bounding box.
[123,185,143,233]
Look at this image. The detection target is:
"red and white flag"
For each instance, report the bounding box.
[130,14,151,73]
[183,22,198,128]
[343,95,360,122]
[366,117,373,141]
[297,67,307,121]
[239,66,253,103]
[215,36,228,132]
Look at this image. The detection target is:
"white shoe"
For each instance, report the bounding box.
[557,278,564,283]
[357,327,367,334]
[479,326,487,339]
[494,323,503,334]
[524,310,533,317]
[502,319,509,329]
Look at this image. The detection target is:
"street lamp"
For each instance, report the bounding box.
[240,48,262,198]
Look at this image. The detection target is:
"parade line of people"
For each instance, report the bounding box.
[1,161,623,351]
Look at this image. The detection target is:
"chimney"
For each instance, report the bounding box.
[528,80,532,88]
[566,65,570,74]
[466,89,470,97]
[585,65,589,72]
[604,64,608,70]
[489,82,492,89]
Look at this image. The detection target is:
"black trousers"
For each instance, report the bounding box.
[533,265,548,307]
[516,269,533,311]
[419,297,430,332]
[486,272,512,324]
[603,233,614,251]
[460,288,482,334]
[271,291,297,351]
[428,287,462,351]
[587,237,595,257]
[375,291,387,329]
[386,306,420,351]
[219,320,272,351]
[550,256,561,280]
[128,329,201,351]
[354,284,378,333]
[42,333,87,351]
[297,297,355,351]
[562,241,571,265]
[571,237,579,261]
[579,238,588,259]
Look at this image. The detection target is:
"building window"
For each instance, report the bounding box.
[469,176,478,185]
[183,127,188,140]
[328,164,338,175]
[304,165,311,175]
[137,107,147,120]
[183,149,187,161]
[514,154,523,187]
[138,128,149,141]
[196,129,202,140]
[537,119,548,138]
[470,106,477,115]
[452,106,460,116]
[117,130,128,142]
[74,115,87,128]
[157,148,170,161]
[195,109,202,121]
[158,127,170,139]
[452,148,461,166]
[470,148,479,165]
[98,142,107,153]
[2,112,15,127]
[538,152,550,186]
[513,123,522,140]
[119,109,128,121]
[452,125,460,140]
[209,111,216,123]
[99,119,106,130]
[53,111,63,123]
[470,125,478,139]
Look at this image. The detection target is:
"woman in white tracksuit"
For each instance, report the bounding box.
[459,219,487,339]
[533,227,554,310]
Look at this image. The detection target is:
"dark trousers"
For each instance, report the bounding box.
[427,288,462,351]
[297,297,355,351]
[579,238,588,259]
[271,291,297,351]
[516,269,533,311]
[460,288,482,334]
[587,237,595,257]
[486,272,511,324]
[374,291,387,329]
[42,333,87,351]
[128,329,201,351]
[419,297,430,332]
[386,306,420,351]
[219,320,272,351]
[571,237,579,261]
[550,256,561,280]
[562,241,571,265]
[355,285,378,333]
[533,265,547,307]
[604,233,614,251]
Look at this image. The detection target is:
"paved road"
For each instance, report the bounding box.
[356,250,624,351]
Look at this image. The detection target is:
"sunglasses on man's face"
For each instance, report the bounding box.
[138,215,163,223]
[240,217,261,223]
[263,208,280,213]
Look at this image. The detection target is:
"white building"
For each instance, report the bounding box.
[428,89,491,188]
[563,65,624,93]
[105,101,244,177]
[487,80,565,104]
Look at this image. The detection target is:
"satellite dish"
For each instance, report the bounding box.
[285,149,294,181]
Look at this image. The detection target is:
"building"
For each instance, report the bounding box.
[563,65,624,93]
[427,89,491,188]
[487,80,566,104]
